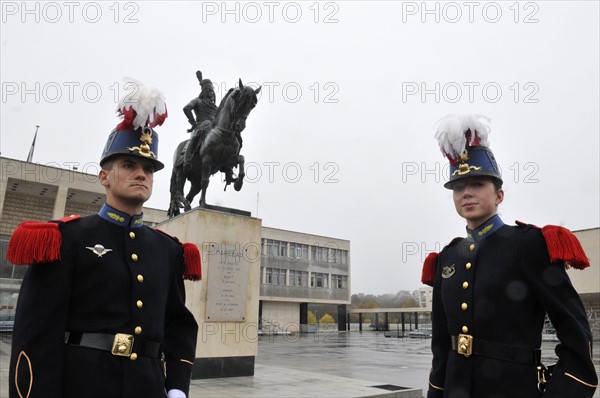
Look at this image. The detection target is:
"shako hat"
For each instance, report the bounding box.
[435,114,502,189]
[196,70,213,91]
[100,79,168,171]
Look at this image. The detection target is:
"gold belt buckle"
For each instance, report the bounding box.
[111,333,134,357]
[457,334,473,358]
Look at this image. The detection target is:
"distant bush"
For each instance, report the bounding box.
[319,313,335,324]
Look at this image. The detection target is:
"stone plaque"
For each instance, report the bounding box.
[205,242,249,322]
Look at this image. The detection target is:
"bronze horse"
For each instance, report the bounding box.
[168,79,260,217]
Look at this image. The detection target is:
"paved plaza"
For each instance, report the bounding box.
[1,330,599,397]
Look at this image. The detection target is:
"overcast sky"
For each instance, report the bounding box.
[1,1,599,295]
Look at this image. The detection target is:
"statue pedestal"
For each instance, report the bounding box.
[158,207,262,378]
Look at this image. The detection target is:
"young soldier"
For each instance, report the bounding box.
[8,83,200,398]
[422,114,597,398]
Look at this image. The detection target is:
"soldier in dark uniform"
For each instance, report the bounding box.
[183,70,218,174]
[422,114,597,398]
[8,83,200,398]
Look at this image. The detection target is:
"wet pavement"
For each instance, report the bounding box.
[1,330,599,397]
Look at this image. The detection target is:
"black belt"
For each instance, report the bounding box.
[451,335,540,365]
[65,332,162,359]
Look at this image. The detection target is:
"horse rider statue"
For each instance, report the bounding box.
[183,70,218,174]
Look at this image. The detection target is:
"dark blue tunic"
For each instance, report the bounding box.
[427,217,597,398]
[10,205,198,398]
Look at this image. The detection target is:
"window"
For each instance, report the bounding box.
[266,240,287,257]
[311,272,328,288]
[333,274,347,289]
[311,246,324,262]
[311,245,347,263]
[266,267,286,285]
[290,270,308,287]
[290,243,308,260]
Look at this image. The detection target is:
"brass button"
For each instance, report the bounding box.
[461,303,468,311]
[136,300,143,309]
[130,353,138,361]
[462,326,469,333]
[462,281,469,289]
[469,244,475,251]
[129,231,136,239]
[134,326,142,335]
[131,253,138,261]
[137,274,144,283]
[466,262,472,270]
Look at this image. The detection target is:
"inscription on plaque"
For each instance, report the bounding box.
[205,243,249,322]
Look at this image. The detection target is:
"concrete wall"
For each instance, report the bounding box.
[261,301,300,333]
[569,228,599,294]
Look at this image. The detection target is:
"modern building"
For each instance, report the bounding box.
[0,156,351,330]
[260,226,350,333]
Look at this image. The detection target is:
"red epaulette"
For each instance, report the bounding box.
[156,228,202,281]
[6,216,81,265]
[421,252,439,287]
[516,221,590,270]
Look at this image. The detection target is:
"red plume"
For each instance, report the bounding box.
[182,242,202,281]
[421,252,439,287]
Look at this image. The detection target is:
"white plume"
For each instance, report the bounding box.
[118,77,167,129]
[434,114,491,160]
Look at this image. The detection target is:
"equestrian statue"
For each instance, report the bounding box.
[168,74,261,217]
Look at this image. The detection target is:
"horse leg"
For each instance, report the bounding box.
[234,154,245,191]
[199,164,212,207]
[168,165,190,217]
[185,181,201,211]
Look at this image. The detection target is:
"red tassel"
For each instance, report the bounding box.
[182,242,202,281]
[7,221,62,265]
[421,252,439,287]
[541,225,590,270]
